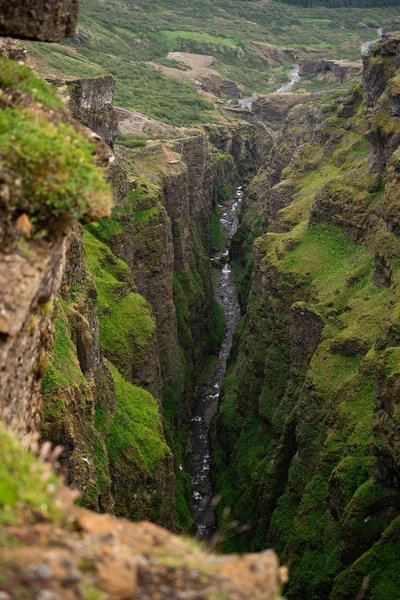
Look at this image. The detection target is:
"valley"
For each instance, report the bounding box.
[1,1,400,599]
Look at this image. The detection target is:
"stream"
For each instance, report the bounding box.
[276,65,301,93]
[236,26,383,106]
[186,186,242,539]
[361,27,383,54]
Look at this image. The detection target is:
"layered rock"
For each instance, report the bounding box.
[299,58,362,84]
[67,75,119,149]
[251,92,311,124]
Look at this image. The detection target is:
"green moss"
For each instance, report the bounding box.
[211,212,225,251]
[41,303,86,395]
[0,59,111,238]
[203,300,226,355]
[331,517,400,600]
[83,230,156,377]
[107,364,170,474]
[218,186,231,201]
[0,424,61,525]
[0,57,63,110]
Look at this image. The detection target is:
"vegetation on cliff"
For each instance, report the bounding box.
[0,58,111,242]
[211,34,400,599]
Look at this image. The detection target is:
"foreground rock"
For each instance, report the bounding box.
[0,0,78,42]
[0,497,285,600]
[0,424,285,600]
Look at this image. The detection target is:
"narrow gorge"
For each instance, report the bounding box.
[1,3,400,599]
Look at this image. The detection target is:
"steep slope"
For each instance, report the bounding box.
[32,63,269,530]
[212,32,400,599]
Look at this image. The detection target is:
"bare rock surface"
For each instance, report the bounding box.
[0,496,285,600]
[251,92,311,123]
[0,0,78,42]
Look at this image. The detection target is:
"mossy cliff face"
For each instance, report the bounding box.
[0,55,112,447]
[38,61,266,531]
[212,33,400,600]
[42,224,175,526]
[80,123,265,530]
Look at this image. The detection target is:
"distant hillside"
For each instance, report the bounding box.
[275,0,400,8]
[27,0,400,125]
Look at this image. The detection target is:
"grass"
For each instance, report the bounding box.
[0,424,61,524]
[107,364,170,473]
[26,0,400,127]
[0,59,111,238]
[41,304,87,395]
[83,230,156,377]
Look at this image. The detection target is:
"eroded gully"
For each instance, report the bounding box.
[186,186,242,539]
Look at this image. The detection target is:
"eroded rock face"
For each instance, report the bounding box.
[67,75,119,148]
[363,32,400,171]
[0,239,67,443]
[0,0,79,42]
[0,58,112,447]
[299,58,362,84]
[251,92,311,124]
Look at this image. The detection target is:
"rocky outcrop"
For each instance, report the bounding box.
[363,32,400,171]
[249,42,296,67]
[0,58,112,446]
[67,75,119,148]
[251,92,311,124]
[299,58,362,84]
[0,37,27,61]
[200,74,242,99]
[0,238,66,442]
[0,0,78,42]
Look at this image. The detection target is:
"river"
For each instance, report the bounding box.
[361,27,383,54]
[186,186,242,539]
[276,65,301,93]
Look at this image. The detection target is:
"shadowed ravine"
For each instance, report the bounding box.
[186,187,243,539]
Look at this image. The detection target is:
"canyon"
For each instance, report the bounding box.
[1,2,400,600]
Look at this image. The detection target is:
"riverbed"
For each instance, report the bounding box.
[186,187,242,539]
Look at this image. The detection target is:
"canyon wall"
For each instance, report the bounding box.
[0,35,285,600]
[212,32,400,600]
[33,70,268,530]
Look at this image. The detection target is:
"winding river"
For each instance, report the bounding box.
[186,187,242,539]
